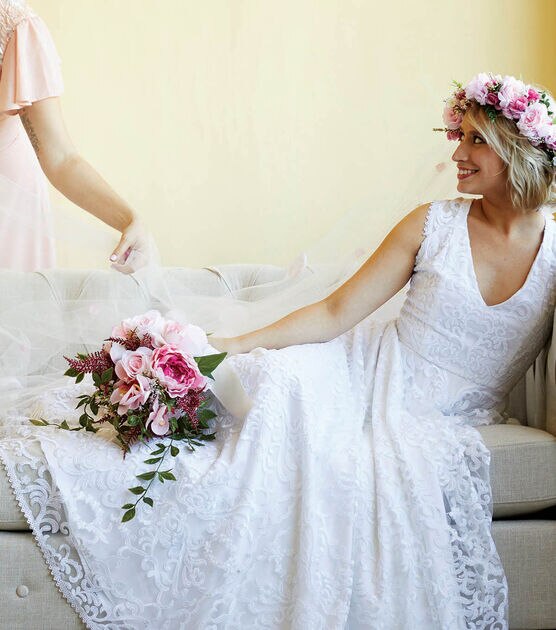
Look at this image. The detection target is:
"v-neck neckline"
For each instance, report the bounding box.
[463,198,548,309]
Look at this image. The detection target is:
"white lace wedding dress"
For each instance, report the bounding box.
[1,198,555,629]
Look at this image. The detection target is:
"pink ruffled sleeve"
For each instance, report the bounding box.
[0,13,63,115]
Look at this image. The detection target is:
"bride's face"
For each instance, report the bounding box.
[451,117,508,199]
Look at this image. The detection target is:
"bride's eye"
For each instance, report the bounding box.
[473,135,485,144]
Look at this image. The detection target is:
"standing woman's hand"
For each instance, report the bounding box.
[19,97,153,273]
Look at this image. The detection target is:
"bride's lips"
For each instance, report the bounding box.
[457,167,479,180]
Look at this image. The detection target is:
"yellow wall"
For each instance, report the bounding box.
[35,0,555,268]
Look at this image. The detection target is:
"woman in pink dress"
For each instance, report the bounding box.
[0,0,148,272]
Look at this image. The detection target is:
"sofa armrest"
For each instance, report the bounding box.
[524,308,556,437]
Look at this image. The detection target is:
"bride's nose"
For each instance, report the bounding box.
[451,141,467,162]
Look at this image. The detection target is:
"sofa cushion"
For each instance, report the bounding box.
[478,424,556,518]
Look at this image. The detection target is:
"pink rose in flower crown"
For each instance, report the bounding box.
[528,88,540,103]
[110,374,151,415]
[517,102,552,141]
[146,399,170,436]
[506,96,529,119]
[446,129,462,141]
[465,73,497,105]
[497,76,527,111]
[158,320,209,356]
[485,92,501,109]
[442,104,463,130]
[114,347,153,383]
[151,345,207,397]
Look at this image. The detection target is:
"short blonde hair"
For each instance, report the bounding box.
[465,103,556,211]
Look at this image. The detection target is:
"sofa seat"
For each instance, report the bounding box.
[1,423,555,532]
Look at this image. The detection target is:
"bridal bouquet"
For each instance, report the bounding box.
[31,310,226,522]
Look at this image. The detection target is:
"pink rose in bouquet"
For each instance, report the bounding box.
[158,320,209,356]
[152,345,207,397]
[110,374,151,415]
[115,347,153,383]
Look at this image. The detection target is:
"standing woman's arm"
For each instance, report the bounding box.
[19,96,149,270]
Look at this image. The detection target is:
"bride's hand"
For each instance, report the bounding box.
[209,336,243,356]
[110,217,153,274]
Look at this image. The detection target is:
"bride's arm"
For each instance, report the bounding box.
[212,204,429,354]
[19,97,148,270]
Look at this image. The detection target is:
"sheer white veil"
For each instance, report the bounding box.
[0,144,459,420]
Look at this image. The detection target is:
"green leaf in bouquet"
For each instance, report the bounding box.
[85,424,98,433]
[200,432,216,441]
[64,367,79,378]
[194,353,227,377]
[144,457,162,465]
[127,415,140,427]
[75,372,85,384]
[101,367,114,383]
[198,409,217,422]
[170,445,179,457]
[157,472,165,483]
[92,373,101,387]
[150,447,165,456]
[76,398,88,409]
[156,443,165,449]
[122,508,136,522]
[59,420,70,430]
[143,497,154,507]
[121,503,134,510]
[137,471,156,481]
[129,486,145,495]
[160,471,176,481]
[90,401,99,416]
[29,419,49,427]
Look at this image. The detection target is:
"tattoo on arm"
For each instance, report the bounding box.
[20,111,40,155]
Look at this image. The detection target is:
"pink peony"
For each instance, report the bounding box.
[147,399,170,436]
[114,347,153,383]
[528,88,540,102]
[158,320,208,356]
[442,105,463,130]
[517,103,552,141]
[497,76,527,110]
[151,345,207,397]
[485,92,501,109]
[110,375,151,415]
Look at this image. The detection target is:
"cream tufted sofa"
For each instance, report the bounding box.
[0,267,555,630]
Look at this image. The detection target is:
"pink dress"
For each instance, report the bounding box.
[0,0,63,270]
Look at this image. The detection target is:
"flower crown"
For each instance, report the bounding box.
[436,73,556,167]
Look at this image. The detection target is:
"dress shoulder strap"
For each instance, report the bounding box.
[0,0,32,66]
[422,198,466,238]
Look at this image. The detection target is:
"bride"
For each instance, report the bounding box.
[0,72,555,629]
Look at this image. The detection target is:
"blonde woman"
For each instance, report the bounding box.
[0,0,148,271]
[1,73,554,628]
